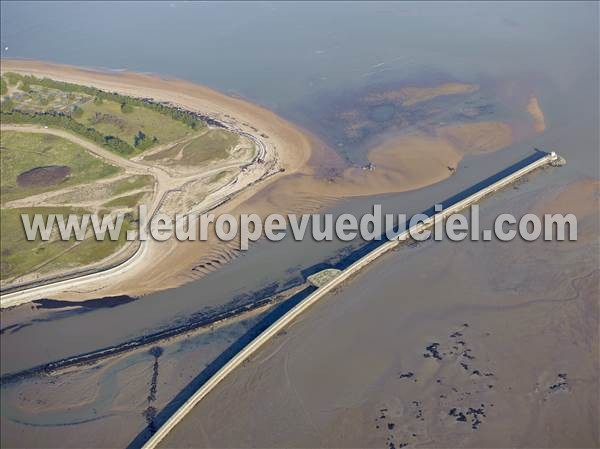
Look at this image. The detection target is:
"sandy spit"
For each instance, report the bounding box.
[0,60,529,300]
[1,59,312,173]
[527,95,546,133]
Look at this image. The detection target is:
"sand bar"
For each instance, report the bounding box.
[0,60,541,302]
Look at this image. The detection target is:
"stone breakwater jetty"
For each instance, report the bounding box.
[141,150,563,449]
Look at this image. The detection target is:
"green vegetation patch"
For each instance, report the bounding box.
[103,191,148,209]
[1,73,207,156]
[307,268,342,287]
[80,99,196,151]
[207,169,235,185]
[4,73,21,86]
[0,110,136,156]
[4,84,91,115]
[1,131,120,204]
[4,73,205,128]
[110,175,154,196]
[145,129,239,166]
[40,174,154,206]
[0,206,133,280]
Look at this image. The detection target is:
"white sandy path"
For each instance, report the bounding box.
[0,123,268,308]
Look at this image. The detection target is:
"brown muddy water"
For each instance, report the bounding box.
[159,177,599,449]
[1,2,598,448]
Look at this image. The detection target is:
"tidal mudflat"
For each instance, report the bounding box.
[0,305,278,448]
[158,177,599,448]
[1,2,598,448]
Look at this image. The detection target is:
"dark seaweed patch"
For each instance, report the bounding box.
[423,343,442,360]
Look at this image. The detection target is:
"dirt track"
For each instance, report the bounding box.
[0,119,277,307]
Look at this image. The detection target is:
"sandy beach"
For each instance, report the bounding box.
[1,4,597,449]
[1,59,312,172]
[1,60,543,301]
[1,59,313,300]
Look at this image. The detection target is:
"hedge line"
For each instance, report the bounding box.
[6,73,205,130]
[0,110,136,155]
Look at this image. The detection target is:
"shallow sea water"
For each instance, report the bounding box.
[0,2,598,447]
